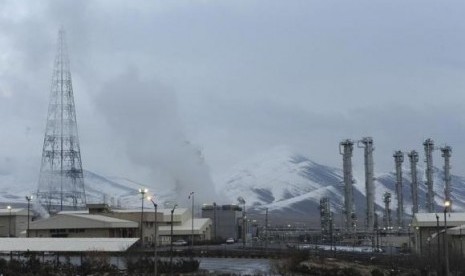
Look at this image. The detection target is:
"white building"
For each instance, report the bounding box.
[27,204,212,245]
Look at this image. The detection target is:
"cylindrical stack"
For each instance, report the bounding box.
[441,146,452,209]
[358,137,375,232]
[383,192,392,229]
[408,151,419,214]
[339,139,355,232]
[423,139,435,212]
[393,151,404,228]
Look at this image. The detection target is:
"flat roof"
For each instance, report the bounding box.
[0,208,28,216]
[30,214,138,230]
[0,238,139,252]
[413,212,465,227]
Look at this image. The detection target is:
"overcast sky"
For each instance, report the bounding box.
[1,1,465,200]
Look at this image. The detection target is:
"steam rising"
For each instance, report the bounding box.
[95,69,216,204]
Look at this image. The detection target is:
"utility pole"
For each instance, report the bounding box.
[265,208,268,253]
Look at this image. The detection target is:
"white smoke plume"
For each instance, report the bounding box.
[94,69,217,205]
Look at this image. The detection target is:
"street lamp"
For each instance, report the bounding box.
[7,205,11,237]
[407,223,411,251]
[237,197,246,247]
[147,196,158,276]
[170,204,178,276]
[138,188,148,247]
[436,213,440,272]
[25,196,33,238]
[188,192,194,249]
[444,200,451,276]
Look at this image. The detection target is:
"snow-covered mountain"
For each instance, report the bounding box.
[216,146,465,220]
[2,145,465,222]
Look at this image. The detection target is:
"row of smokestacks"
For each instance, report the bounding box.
[339,137,452,233]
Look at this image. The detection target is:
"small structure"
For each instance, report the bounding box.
[29,213,138,238]
[201,204,242,241]
[109,207,212,245]
[28,204,212,245]
[411,212,465,255]
[0,208,30,237]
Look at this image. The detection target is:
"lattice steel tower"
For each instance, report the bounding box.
[36,28,86,212]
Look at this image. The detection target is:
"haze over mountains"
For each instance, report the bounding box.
[1,146,463,223]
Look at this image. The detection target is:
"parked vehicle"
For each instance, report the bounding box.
[226,238,235,244]
[173,239,188,246]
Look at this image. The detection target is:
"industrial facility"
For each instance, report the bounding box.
[331,136,457,256]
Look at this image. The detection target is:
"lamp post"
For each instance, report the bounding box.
[148,196,158,276]
[444,200,451,276]
[139,188,148,247]
[406,224,411,252]
[7,205,11,237]
[188,192,194,249]
[170,204,177,276]
[25,196,33,238]
[436,213,440,272]
[237,197,246,247]
[213,202,217,241]
[265,208,268,253]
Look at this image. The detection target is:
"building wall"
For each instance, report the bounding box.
[0,215,29,237]
[202,206,241,240]
[30,228,137,238]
